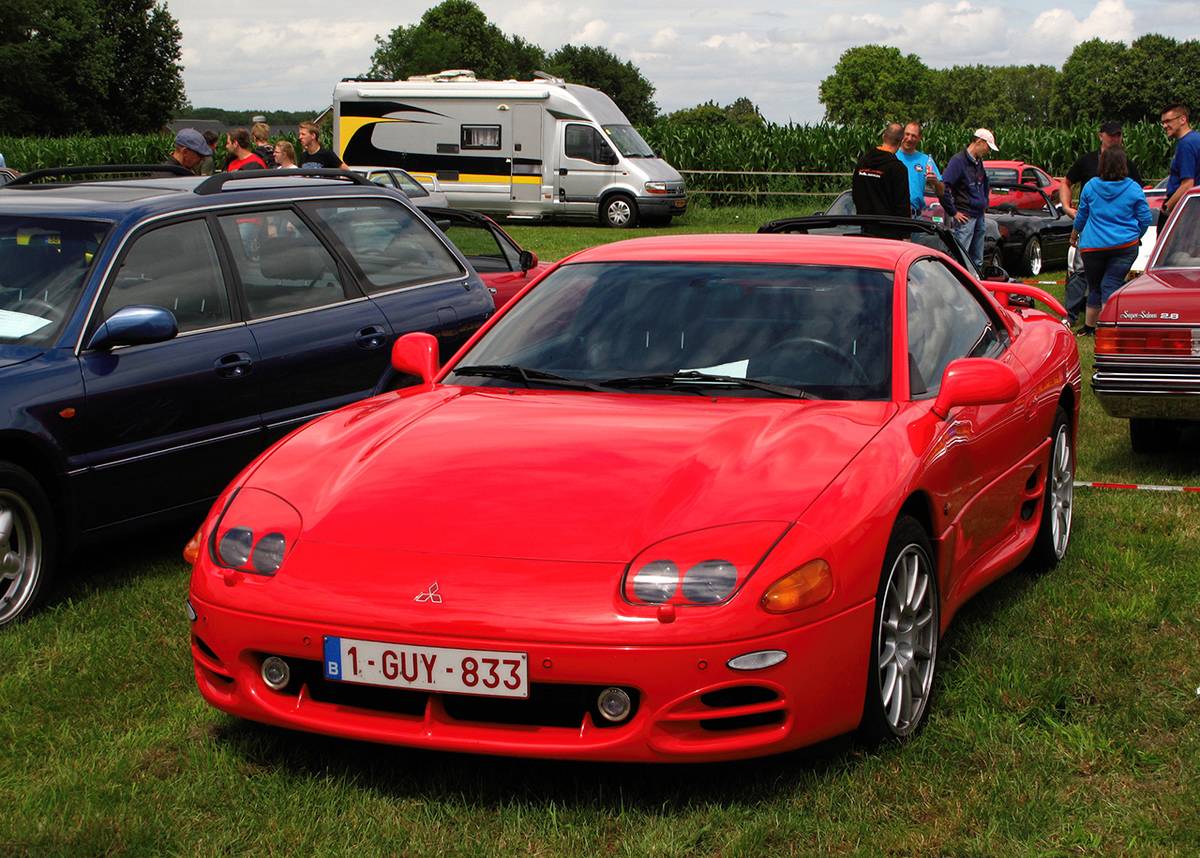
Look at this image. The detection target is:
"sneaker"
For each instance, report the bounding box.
[1076,325,1096,337]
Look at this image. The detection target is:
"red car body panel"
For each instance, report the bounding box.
[189,233,1081,761]
[985,160,1061,210]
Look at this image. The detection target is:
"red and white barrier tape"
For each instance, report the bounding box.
[1075,480,1200,493]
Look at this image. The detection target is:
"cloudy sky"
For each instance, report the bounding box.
[167,0,1197,123]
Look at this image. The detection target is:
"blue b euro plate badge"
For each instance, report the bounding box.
[324,636,342,680]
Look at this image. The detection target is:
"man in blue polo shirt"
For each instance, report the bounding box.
[1161,103,1199,228]
[895,122,944,217]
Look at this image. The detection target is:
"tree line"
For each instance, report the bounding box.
[819,37,1200,127]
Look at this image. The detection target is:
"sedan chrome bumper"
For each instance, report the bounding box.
[1092,354,1200,419]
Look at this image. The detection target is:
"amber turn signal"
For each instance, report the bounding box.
[183,528,203,566]
[761,559,833,613]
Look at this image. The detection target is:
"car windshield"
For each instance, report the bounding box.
[986,168,1019,186]
[601,125,656,158]
[444,261,894,400]
[0,216,110,345]
[1153,197,1200,268]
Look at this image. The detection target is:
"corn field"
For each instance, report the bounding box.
[1,122,1177,204]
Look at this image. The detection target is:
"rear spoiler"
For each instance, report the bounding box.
[984,280,1067,319]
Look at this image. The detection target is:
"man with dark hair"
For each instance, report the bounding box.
[224,128,267,171]
[164,128,212,173]
[851,122,909,218]
[941,128,997,270]
[1161,103,1198,227]
[297,120,346,169]
[895,122,944,216]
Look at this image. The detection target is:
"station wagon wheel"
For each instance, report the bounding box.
[601,194,638,229]
[0,463,56,628]
[860,515,939,743]
[1022,237,1043,276]
[1030,407,1073,568]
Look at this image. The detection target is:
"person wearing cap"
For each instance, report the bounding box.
[1060,122,1143,219]
[940,128,997,270]
[165,128,212,173]
[1161,103,1199,227]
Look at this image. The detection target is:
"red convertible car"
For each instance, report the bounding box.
[186,234,1080,762]
[1093,185,1200,451]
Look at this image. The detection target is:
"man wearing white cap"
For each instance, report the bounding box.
[940,128,998,270]
[164,128,213,174]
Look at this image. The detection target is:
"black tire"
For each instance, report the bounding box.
[859,515,939,744]
[1129,418,1182,454]
[1021,236,1043,276]
[1029,407,1074,569]
[600,194,638,229]
[0,462,57,628]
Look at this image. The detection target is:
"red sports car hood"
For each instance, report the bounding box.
[247,387,896,563]
[1107,269,1200,324]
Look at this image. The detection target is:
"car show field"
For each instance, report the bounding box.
[1,204,1198,855]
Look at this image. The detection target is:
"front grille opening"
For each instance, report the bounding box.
[198,664,234,689]
[444,683,639,729]
[193,635,220,663]
[700,686,779,708]
[699,711,785,732]
[294,660,428,716]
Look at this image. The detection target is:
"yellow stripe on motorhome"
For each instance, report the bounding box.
[337,116,404,158]
[437,173,542,185]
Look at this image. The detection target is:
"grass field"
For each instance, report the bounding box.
[2,207,1198,856]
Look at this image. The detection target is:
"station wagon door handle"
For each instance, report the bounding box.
[356,326,388,350]
[214,352,253,378]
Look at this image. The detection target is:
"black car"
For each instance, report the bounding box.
[987,183,1073,276]
[0,166,494,627]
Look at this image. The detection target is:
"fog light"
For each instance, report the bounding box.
[596,687,632,722]
[727,650,788,671]
[261,656,291,690]
[185,599,197,622]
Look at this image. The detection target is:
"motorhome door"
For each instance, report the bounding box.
[556,122,619,214]
[511,104,542,203]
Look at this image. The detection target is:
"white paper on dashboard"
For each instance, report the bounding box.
[0,309,54,338]
[681,359,749,378]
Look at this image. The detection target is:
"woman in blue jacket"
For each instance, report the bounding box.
[1072,146,1153,334]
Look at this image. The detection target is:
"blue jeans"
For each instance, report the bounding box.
[952,215,986,271]
[1081,245,1138,307]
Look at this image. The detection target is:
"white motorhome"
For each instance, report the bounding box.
[333,71,687,227]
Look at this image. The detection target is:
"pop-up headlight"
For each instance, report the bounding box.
[210,488,302,576]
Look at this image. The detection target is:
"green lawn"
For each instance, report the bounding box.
[2,208,1199,856]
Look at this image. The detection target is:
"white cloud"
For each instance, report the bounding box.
[651,27,679,50]
[1029,0,1137,47]
[571,19,611,44]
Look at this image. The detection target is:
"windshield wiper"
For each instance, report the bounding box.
[599,370,818,399]
[452,364,615,392]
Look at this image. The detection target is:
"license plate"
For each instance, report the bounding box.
[323,636,528,698]
[673,199,686,208]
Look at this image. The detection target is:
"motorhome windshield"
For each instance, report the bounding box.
[602,125,655,158]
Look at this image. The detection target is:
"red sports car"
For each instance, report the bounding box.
[985,160,1062,211]
[1093,185,1200,451]
[186,234,1080,762]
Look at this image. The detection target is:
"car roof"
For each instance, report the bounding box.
[984,160,1034,170]
[563,233,915,269]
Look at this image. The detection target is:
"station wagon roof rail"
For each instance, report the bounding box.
[5,164,195,187]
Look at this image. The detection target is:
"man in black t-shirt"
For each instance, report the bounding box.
[297,120,346,169]
[851,123,909,218]
[1059,121,1143,218]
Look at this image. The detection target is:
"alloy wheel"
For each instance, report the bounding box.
[1048,424,1073,559]
[0,490,42,626]
[877,544,937,735]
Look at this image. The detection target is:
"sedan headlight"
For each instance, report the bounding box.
[210,488,302,576]
[622,522,787,607]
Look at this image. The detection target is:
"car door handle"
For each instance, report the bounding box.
[214,352,253,378]
[356,325,387,350]
[559,168,568,176]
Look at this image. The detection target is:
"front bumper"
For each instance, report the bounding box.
[1092,355,1200,419]
[639,194,688,217]
[189,594,873,762]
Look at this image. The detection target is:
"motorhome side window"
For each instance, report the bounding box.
[461,125,501,150]
[564,124,614,164]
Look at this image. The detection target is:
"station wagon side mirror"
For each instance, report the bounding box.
[930,358,1019,419]
[518,249,538,272]
[85,305,178,351]
[390,332,440,386]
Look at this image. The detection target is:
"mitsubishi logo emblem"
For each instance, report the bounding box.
[414,582,442,604]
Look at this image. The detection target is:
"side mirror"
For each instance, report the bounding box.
[85,305,178,351]
[931,358,1019,419]
[518,249,538,272]
[982,262,1010,282]
[390,332,439,386]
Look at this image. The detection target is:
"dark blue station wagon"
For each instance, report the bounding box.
[0,167,494,626]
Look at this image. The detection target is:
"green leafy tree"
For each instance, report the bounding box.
[1114,35,1200,123]
[98,0,185,132]
[368,0,546,81]
[1053,39,1128,124]
[664,98,764,128]
[546,44,658,125]
[818,45,932,125]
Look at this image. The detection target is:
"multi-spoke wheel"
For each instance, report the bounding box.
[1030,407,1074,568]
[601,194,638,228]
[860,515,939,742]
[0,463,56,628]
[1022,236,1043,276]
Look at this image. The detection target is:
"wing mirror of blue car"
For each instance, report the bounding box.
[519,249,537,272]
[931,358,1020,419]
[85,305,178,351]
[390,332,440,386]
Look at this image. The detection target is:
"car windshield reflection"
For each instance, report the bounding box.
[445,262,894,400]
[1153,198,1200,268]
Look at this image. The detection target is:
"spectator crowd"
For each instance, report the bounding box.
[166,120,346,176]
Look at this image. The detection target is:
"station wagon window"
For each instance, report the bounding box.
[564,124,615,164]
[906,258,1003,397]
[217,210,347,320]
[461,125,501,150]
[306,199,464,293]
[104,218,231,333]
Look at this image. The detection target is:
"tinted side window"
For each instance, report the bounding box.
[105,219,231,333]
[218,210,346,320]
[906,259,1002,396]
[565,124,598,161]
[441,220,514,272]
[307,200,463,293]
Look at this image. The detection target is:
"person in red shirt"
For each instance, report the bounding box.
[224,128,266,171]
